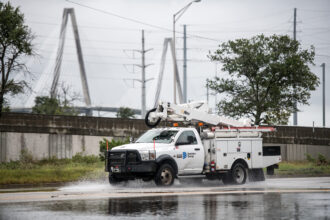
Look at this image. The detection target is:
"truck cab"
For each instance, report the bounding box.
[106,127,205,186]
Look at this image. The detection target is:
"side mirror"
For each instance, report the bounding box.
[129,137,135,143]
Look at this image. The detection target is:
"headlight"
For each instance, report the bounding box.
[140,150,156,161]
[140,151,149,161]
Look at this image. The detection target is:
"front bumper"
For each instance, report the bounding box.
[105,150,157,176]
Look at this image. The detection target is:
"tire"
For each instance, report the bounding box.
[154,164,175,186]
[109,173,121,185]
[223,162,247,185]
[145,108,161,128]
[231,163,247,185]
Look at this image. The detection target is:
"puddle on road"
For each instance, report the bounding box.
[1,192,330,220]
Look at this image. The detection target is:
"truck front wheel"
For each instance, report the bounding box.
[154,164,175,186]
[109,174,122,185]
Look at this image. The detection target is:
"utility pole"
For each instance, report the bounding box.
[183,24,187,103]
[293,7,298,126]
[172,0,200,103]
[141,30,147,118]
[135,30,153,118]
[206,79,209,104]
[321,63,326,127]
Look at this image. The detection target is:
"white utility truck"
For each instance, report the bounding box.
[105,101,281,186]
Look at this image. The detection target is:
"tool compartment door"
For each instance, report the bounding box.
[215,140,229,170]
[227,139,252,153]
[227,139,252,168]
[251,139,263,168]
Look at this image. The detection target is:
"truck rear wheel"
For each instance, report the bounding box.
[154,164,175,186]
[232,163,247,184]
[223,162,247,185]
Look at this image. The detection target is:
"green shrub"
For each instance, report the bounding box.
[317,153,328,166]
[99,138,129,161]
[0,161,21,169]
[72,153,99,164]
[19,148,34,164]
[306,153,315,163]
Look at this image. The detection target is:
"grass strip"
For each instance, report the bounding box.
[0,163,106,185]
[0,158,330,185]
[0,154,107,185]
[275,161,330,176]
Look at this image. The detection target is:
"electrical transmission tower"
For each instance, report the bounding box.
[50,8,92,115]
[124,30,153,118]
[136,30,153,118]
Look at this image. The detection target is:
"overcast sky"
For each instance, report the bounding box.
[7,0,330,127]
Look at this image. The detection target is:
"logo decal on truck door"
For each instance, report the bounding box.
[188,153,196,158]
[182,152,187,159]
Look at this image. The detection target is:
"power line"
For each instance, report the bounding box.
[299,9,330,13]
[36,34,160,45]
[66,0,221,42]
[188,29,289,34]
[186,9,291,26]
[38,57,135,65]
[28,20,143,31]
[31,71,126,80]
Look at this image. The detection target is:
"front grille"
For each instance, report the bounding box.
[127,152,139,164]
[109,151,126,166]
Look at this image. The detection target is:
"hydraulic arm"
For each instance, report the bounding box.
[145,101,251,128]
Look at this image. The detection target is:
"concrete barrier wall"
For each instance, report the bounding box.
[0,113,330,162]
[0,132,110,162]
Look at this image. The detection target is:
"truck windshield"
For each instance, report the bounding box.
[135,130,178,144]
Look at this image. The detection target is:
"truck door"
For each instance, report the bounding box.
[175,130,204,174]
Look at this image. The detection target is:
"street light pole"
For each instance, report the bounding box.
[321,63,326,127]
[173,14,176,104]
[172,0,201,104]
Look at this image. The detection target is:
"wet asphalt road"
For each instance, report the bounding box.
[0,177,330,219]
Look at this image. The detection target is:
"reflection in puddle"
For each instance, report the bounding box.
[107,197,178,216]
[0,193,329,219]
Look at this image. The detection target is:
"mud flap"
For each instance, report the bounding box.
[248,169,265,182]
[266,164,279,175]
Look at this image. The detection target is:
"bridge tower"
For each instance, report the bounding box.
[153,38,183,108]
[51,8,92,115]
